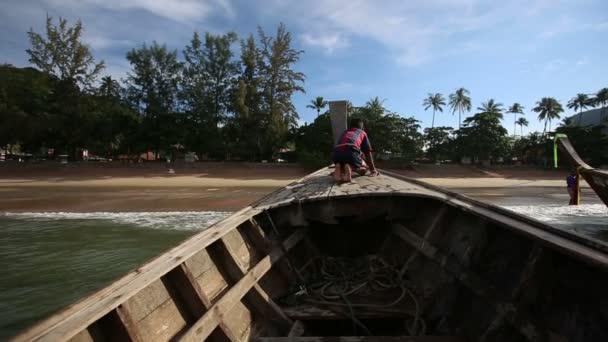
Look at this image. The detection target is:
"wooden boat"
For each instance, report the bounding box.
[11,169,608,342]
[555,134,608,207]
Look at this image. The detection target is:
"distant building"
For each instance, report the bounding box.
[568,108,608,135]
[566,108,608,134]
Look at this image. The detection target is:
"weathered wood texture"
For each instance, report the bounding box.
[251,337,464,342]
[178,229,306,342]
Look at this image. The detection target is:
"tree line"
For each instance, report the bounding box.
[0,16,304,161]
[1,16,606,167]
[300,87,608,167]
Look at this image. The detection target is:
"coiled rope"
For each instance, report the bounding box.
[288,255,426,336]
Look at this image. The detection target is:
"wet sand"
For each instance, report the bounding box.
[0,164,600,211]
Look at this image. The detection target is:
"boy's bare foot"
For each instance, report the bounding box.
[333,164,342,182]
[342,164,353,182]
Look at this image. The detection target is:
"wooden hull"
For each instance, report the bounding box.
[10,169,608,342]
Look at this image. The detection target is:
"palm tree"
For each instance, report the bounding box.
[423,93,446,128]
[98,76,121,99]
[593,87,608,109]
[507,103,524,136]
[477,99,504,119]
[366,96,385,113]
[567,93,592,124]
[448,87,472,129]
[306,96,329,118]
[516,117,529,136]
[533,97,564,133]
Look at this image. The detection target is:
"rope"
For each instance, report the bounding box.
[287,255,426,336]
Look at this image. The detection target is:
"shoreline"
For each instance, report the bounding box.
[1,164,596,212]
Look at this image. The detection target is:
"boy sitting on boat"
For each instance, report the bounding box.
[333,118,379,182]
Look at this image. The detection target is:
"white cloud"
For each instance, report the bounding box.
[543,59,566,73]
[539,16,608,39]
[575,56,589,67]
[259,0,551,66]
[83,33,134,49]
[42,0,234,22]
[300,32,350,53]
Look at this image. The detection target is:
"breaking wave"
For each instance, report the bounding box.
[0,211,231,231]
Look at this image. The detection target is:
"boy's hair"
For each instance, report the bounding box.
[349,118,364,129]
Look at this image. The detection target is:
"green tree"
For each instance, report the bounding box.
[0,65,53,153]
[350,98,422,159]
[27,16,104,89]
[89,76,139,157]
[533,97,563,133]
[567,93,593,124]
[97,76,121,99]
[516,117,529,136]
[477,99,504,119]
[448,87,471,129]
[424,126,454,162]
[593,88,608,108]
[125,42,183,156]
[182,31,240,158]
[257,23,305,159]
[231,34,264,160]
[455,111,509,162]
[423,93,445,128]
[26,16,108,157]
[507,103,524,136]
[306,96,329,118]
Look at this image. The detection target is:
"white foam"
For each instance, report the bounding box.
[1,211,231,231]
[503,204,608,235]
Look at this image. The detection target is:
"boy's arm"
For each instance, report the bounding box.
[363,151,379,176]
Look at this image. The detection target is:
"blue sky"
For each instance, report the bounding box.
[1,0,607,133]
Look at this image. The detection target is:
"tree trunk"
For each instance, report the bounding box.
[431,109,435,128]
[513,114,517,136]
[458,110,461,129]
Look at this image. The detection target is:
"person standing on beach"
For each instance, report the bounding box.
[332,118,379,182]
[566,170,578,205]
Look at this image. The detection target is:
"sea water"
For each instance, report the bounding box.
[0,212,229,340]
[504,204,608,241]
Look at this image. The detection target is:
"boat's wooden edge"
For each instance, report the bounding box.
[381,170,608,251]
[379,170,608,269]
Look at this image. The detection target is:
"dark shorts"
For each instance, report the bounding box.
[333,148,363,168]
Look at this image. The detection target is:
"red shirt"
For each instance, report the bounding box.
[336,128,372,152]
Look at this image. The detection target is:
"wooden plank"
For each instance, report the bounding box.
[283,305,415,320]
[381,169,608,264]
[135,294,188,341]
[167,264,238,342]
[10,206,259,342]
[178,229,306,342]
[252,336,464,342]
[329,100,348,144]
[391,224,546,341]
[400,204,449,276]
[287,321,306,337]
[185,249,229,302]
[208,234,293,332]
[115,305,143,342]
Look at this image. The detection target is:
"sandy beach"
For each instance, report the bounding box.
[0,163,600,211]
